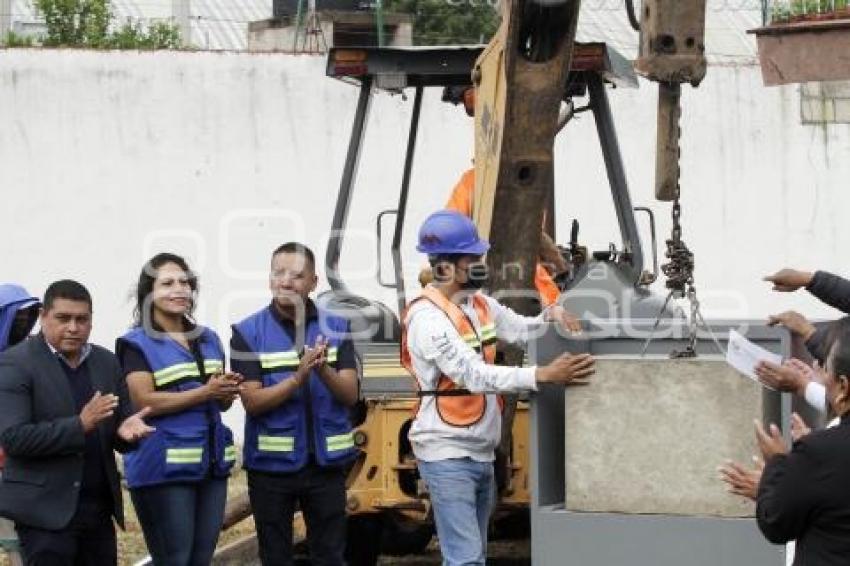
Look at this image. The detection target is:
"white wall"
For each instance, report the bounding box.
[1,49,849,352]
[555,63,850,323]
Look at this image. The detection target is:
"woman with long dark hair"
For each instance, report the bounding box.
[754,319,850,565]
[116,253,241,565]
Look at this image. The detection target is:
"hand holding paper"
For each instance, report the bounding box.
[726,330,782,389]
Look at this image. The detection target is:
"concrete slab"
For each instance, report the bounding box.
[565,358,762,517]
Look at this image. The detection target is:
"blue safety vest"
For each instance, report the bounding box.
[234,306,356,473]
[116,326,236,489]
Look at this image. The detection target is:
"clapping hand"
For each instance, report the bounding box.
[719,456,764,501]
[205,373,241,402]
[294,336,329,384]
[117,406,155,442]
[790,412,811,442]
[754,420,788,461]
[80,391,119,433]
[301,336,329,369]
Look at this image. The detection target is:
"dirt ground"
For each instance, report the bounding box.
[376,540,530,565]
[0,470,531,565]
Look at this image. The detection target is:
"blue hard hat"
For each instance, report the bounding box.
[416,210,490,256]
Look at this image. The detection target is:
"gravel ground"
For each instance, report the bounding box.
[0,470,531,565]
[1,533,531,565]
[377,539,530,565]
[128,470,531,565]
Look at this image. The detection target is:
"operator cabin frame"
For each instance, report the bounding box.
[323,44,652,327]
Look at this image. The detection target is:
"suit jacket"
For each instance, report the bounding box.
[0,335,134,530]
[757,414,850,566]
[804,271,850,362]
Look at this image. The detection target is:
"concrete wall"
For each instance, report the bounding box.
[1,49,849,432]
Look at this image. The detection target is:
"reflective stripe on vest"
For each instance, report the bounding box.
[166,447,204,464]
[258,347,339,371]
[117,326,236,488]
[326,347,339,364]
[326,432,354,452]
[258,435,295,452]
[235,306,356,473]
[153,359,223,388]
[259,350,299,370]
[401,287,499,427]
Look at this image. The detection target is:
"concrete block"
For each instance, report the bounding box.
[565,358,763,518]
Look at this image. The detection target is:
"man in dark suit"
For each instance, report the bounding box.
[0,280,153,566]
[753,319,850,566]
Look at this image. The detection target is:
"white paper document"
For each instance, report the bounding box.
[726,329,782,387]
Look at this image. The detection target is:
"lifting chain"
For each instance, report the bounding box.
[642,86,724,359]
[662,180,699,358]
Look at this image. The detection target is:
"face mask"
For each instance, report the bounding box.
[7,309,37,347]
[461,261,489,290]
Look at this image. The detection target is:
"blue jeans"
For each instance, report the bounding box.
[130,478,227,566]
[418,458,496,566]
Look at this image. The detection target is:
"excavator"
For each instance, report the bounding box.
[317,0,711,562]
[217,1,711,564]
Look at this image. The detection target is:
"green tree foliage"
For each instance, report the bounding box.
[3,31,36,47]
[34,0,183,49]
[35,0,112,47]
[384,0,500,45]
[109,20,183,49]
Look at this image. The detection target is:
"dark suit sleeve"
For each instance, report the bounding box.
[110,354,139,454]
[805,323,832,364]
[807,271,850,314]
[0,355,86,458]
[805,316,850,364]
[756,439,822,544]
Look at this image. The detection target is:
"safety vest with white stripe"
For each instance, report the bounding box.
[234,306,356,473]
[401,287,500,427]
[116,326,236,489]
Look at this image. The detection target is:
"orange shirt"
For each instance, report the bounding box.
[446,168,561,307]
[446,168,475,217]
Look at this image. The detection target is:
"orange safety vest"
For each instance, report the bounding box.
[401,286,501,427]
[446,168,561,308]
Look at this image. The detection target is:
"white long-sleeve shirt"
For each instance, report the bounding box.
[405,292,541,463]
[804,381,827,413]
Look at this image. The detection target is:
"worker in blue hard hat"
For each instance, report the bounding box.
[0,284,40,353]
[401,209,594,566]
[0,283,40,547]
